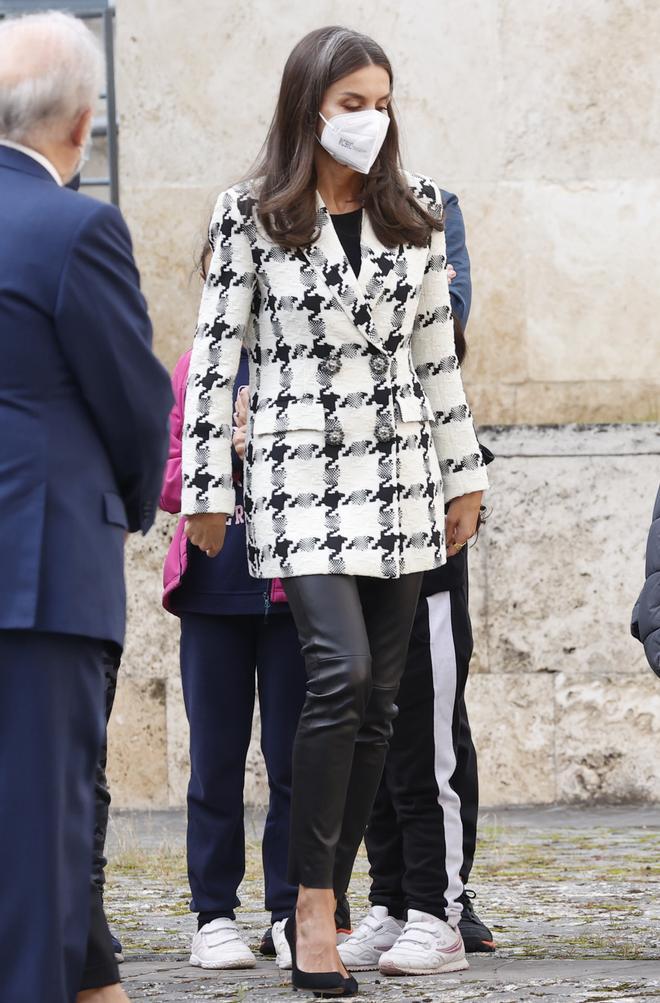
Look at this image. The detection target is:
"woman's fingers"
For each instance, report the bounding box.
[235,386,249,427]
[233,427,246,460]
[445,511,459,552]
[445,508,477,557]
[184,513,227,557]
[448,518,470,555]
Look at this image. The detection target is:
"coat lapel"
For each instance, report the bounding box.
[358,209,401,313]
[303,193,387,352]
[360,211,428,336]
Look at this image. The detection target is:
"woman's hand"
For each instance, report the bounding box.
[445,491,483,557]
[185,512,227,558]
[233,386,249,460]
[234,386,249,427]
[232,425,246,460]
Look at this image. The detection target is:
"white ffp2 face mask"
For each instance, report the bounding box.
[318,109,390,175]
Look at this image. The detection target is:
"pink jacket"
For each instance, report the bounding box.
[159,350,287,611]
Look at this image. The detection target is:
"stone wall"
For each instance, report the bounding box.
[114,0,660,425]
[107,424,660,808]
[106,0,660,807]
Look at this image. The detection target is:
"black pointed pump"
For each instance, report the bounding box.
[284,914,358,998]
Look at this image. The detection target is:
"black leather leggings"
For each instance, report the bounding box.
[284,573,423,896]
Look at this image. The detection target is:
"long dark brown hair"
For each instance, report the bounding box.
[252,26,443,250]
[453,314,467,365]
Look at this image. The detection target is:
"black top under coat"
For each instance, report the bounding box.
[330,207,363,279]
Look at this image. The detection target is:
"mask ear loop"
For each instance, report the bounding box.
[318,111,337,132]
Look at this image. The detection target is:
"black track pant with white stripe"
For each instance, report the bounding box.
[364,574,478,926]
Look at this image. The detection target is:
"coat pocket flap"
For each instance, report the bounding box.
[396,384,435,424]
[103,491,129,529]
[253,398,326,435]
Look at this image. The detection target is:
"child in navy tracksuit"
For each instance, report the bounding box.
[160,249,306,969]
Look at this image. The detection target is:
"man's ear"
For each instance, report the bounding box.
[70,108,93,149]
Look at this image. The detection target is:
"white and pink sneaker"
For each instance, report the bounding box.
[378,909,469,976]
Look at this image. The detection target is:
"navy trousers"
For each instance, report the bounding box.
[0,630,106,1003]
[180,611,306,923]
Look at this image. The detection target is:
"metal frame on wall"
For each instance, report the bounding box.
[0,1,119,204]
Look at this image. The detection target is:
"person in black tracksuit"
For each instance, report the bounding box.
[364,457,493,944]
[337,191,495,965]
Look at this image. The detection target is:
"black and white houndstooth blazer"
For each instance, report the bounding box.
[181,172,488,579]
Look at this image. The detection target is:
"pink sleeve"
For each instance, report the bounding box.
[159,351,191,514]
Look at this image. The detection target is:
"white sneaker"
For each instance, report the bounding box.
[272,918,292,970]
[378,909,469,976]
[190,918,256,970]
[337,906,405,971]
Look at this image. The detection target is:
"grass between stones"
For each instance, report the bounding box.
[104,818,660,965]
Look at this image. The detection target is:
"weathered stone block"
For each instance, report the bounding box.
[513,381,659,426]
[115,0,660,429]
[469,383,518,428]
[107,676,168,808]
[120,186,219,373]
[480,427,657,679]
[523,182,660,385]
[556,674,660,802]
[123,513,180,681]
[467,673,556,805]
[166,675,190,807]
[499,1,660,181]
[459,183,529,389]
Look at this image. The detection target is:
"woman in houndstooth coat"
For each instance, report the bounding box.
[182,25,488,995]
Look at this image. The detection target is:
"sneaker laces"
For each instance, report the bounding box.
[459,888,478,922]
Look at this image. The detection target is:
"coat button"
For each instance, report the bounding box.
[375,421,395,443]
[370,355,388,377]
[320,357,342,376]
[326,427,344,447]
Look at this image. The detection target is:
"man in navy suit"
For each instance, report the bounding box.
[0,12,172,1003]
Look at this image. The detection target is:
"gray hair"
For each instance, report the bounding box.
[0,11,104,143]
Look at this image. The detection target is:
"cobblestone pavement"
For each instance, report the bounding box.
[105,806,660,1002]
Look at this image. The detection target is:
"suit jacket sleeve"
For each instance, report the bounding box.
[412,184,488,503]
[441,189,472,328]
[54,202,173,533]
[181,189,255,516]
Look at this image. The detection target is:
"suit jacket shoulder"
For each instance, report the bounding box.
[32,181,115,241]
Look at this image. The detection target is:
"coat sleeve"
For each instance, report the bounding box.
[411,183,488,503]
[181,189,256,516]
[159,352,191,514]
[441,189,472,329]
[631,485,660,677]
[54,202,173,534]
